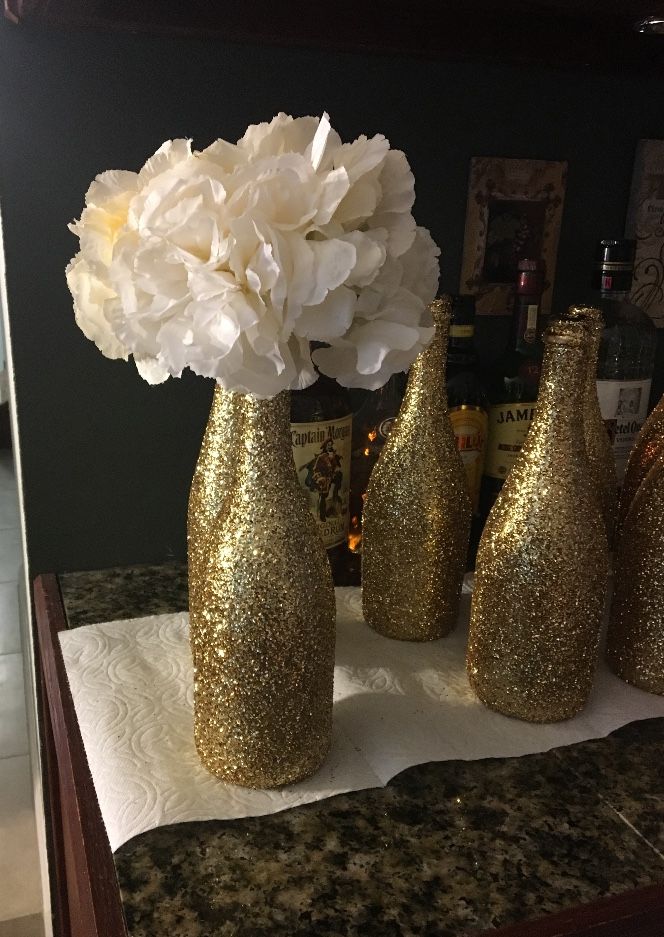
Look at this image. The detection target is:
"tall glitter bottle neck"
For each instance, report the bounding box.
[240,391,298,491]
[526,327,587,458]
[401,298,450,422]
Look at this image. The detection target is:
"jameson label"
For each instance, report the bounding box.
[291,414,352,549]
[449,405,488,514]
[484,401,537,480]
[596,378,652,482]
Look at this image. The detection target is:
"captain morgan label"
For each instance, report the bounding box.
[484,401,537,480]
[291,415,352,549]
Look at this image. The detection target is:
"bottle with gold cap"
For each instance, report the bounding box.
[607,448,664,695]
[616,392,664,540]
[562,306,618,545]
[467,320,609,722]
[362,296,471,641]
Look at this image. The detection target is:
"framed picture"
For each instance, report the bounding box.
[626,139,664,329]
[459,157,567,316]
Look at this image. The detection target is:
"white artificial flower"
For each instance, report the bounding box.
[312,226,439,390]
[67,114,440,395]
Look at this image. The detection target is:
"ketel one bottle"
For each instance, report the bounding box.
[591,238,657,483]
[291,368,353,582]
[445,294,489,559]
[480,259,545,519]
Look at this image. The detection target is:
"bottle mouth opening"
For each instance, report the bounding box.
[544,322,586,348]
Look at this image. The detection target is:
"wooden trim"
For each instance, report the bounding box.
[4,0,664,75]
[480,881,664,936]
[33,570,664,936]
[33,573,127,937]
[38,663,70,937]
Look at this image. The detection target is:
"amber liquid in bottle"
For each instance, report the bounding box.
[291,369,352,583]
[446,294,489,565]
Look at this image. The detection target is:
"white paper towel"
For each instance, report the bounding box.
[59,586,664,852]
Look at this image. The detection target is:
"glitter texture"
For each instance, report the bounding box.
[187,386,244,616]
[193,391,336,787]
[362,297,471,641]
[607,448,664,695]
[467,324,609,722]
[617,392,664,542]
[563,307,618,545]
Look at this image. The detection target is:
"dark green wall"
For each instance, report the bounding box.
[0,22,663,575]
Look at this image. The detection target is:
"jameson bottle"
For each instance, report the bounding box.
[446,294,489,561]
[348,374,406,555]
[291,368,352,581]
[479,259,545,519]
[591,239,657,482]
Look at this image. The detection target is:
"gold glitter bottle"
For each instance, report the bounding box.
[616,392,664,541]
[564,306,618,545]
[467,322,609,722]
[188,385,244,613]
[362,297,471,641]
[607,448,664,695]
[195,390,336,788]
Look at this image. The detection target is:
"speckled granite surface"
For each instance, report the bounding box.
[59,565,664,937]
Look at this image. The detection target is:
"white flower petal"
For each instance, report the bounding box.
[134,355,170,383]
[294,286,356,341]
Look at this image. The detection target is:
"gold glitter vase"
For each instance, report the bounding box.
[616,392,664,541]
[188,385,244,614]
[606,449,664,695]
[195,390,336,788]
[467,322,609,722]
[564,306,618,545]
[362,297,471,641]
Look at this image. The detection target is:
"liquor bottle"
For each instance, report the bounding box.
[468,321,609,722]
[362,297,471,641]
[591,238,658,482]
[562,306,618,545]
[347,373,406,555]
[290,368,352,582]
[479,259,545,520]
[445,294,489,563]
[617,392,664,539]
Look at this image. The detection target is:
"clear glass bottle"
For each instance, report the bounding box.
[291,367,352,583]
[479,259,545,521]
[592,238,658,482]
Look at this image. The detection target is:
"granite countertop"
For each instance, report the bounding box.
[59,564,664,937]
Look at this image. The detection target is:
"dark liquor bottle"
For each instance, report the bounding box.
[291,369,353,582]
[446,295,489,515]
[348,373,406,555]
[591,238,658,483]
[479,259,545,519]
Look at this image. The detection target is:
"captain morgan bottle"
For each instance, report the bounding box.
[290,368,352,578]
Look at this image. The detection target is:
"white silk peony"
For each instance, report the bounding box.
[67,113,440,396]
